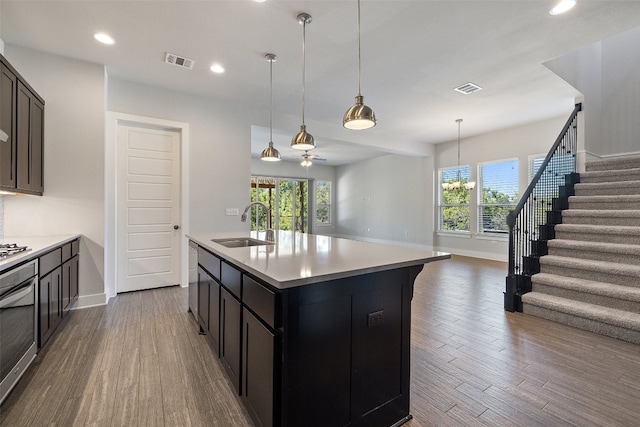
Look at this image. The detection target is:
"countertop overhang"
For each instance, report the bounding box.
[188,231,450,289]
[0,234,81,272]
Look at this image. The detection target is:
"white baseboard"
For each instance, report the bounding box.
[73,292,107,310]
[435,246,508,263]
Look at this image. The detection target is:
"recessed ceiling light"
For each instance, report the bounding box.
[94,33,115,45]
[254,0,267,3]
[210,64,225,74]
[549,0,576,15]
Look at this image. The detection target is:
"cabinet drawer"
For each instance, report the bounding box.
[39,248,61,277]
[71,239,79,256]
[243,275,277,329]
[221,261,241,298]
[198,246,220,280]
[62,242,72,262]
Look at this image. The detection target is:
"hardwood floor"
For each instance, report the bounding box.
[2,255,639,426]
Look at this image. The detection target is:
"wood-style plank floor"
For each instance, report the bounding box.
[2,255,639,426]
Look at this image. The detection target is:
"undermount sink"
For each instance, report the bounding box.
[212,237,275,248]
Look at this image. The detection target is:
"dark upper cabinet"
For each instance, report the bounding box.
[0,54,44,195]
[1,61,17,188]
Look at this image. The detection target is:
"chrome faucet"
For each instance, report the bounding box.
[241,202,275,242]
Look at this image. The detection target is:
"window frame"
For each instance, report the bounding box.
[477,158,519,235]
[314,180,332,226]
[438,165,472,233]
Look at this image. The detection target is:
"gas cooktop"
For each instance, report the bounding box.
[0,243,30,259]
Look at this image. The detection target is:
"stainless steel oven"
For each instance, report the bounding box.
[0,260,38,404]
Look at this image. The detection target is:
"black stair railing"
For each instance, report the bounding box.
[504,103,582,312]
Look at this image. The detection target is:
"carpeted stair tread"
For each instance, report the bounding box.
[580,167,640,183]
[547,239,640,257]
[522,292,640,332]
[532,273,640,303]
[540,255,640,279]
[562,209,640,219]
[554,223,640,237]
[586,156,640,172]
[574,180,640,196]
[569,194,640,203]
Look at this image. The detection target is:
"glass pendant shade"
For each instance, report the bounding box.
[343,95,376,130]
[261,141,281,161]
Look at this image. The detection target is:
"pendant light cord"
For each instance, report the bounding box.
[357,0,362,97]
[457,119,462,182]
[302,18,307,126]
[269,57,273,142]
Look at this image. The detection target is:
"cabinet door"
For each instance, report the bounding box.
[70,254,79,301]
[220,287,242,394]
[50,267,62,332]
[0,61,16,189]
[197,266,210,333]
[62,259,71,316]
[16,81,44,195]
[38,271,51,348]
[208,274,220,355]
[243,308,275,427]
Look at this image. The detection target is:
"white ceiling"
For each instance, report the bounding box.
[2,1,640,166]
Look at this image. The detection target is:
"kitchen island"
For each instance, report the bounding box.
[188,231,449,427]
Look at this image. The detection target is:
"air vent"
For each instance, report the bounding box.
[454,82,483,95]
[164,52,195,70]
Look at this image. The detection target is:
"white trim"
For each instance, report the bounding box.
[74,292,107,309]
[436,231,471,239]
[105,112,190,300]
[435,245,508,263]
[475,233,508,241]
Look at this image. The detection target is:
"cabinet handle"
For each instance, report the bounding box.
[0,129,8,142]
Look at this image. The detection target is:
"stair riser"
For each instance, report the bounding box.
[575,186,640,197]
[531,282,640,314]
[540,264,640,287]
[561,216,640,227]
[580,171,640,184]
[568,200,640,210]
[554,230,640,245]
[547,247,640,265]
[522,303,640,344]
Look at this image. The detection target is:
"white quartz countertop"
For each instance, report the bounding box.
[0,234,81,272]
[188,231,450,289]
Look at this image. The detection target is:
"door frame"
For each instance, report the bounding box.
[105,112,190,301]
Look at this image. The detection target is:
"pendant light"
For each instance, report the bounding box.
[261,53,281,162]
[343,0,376,130]
[291,12,316,151]
[442,119,476,191]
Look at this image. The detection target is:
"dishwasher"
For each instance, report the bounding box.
[0,260,38,404]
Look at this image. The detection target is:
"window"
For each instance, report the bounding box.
[438,166,471,232]
[528,155,545,182]
[478,159,519,234]
[250,176,309,233]
[315,181,331,224]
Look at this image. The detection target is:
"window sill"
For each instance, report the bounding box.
[476,233,508,241]
[315,223,332,227]
[436,231,471,239]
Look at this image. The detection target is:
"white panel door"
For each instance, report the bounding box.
[116,124,181,293]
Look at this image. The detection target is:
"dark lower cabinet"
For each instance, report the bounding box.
[198,266,220,354]
[39,266,61,348]
[242,308,275,427]
[220,287,242,393]
[39,239,80,348]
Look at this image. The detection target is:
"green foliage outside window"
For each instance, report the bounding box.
[316,181,331,224]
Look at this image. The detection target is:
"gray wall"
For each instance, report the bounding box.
[335,154,433,249]
[3,45,106,306]
[545,25,640,158]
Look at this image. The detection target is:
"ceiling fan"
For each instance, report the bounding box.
[300,151,327,167]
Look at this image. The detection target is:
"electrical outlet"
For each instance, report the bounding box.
[368,310,384,328]
[225,208,239,216]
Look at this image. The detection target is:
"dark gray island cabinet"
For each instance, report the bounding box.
[188,232,450,427]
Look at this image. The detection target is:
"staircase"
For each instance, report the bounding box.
[522,155,640,344]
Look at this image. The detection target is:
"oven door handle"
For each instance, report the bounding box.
[0,281,34,308]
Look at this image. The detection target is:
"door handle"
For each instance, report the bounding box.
[173,225,180,230]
